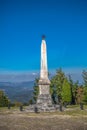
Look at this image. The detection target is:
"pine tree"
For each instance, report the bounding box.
[50,68,65,103]
[68,75,74,104]
[72,81,79,104]
[83,87,87,104]
[61,78,72,105]
[0,90,10,107]
[68,75,80,104]
[33,78,39,103]
[50,76,57,103]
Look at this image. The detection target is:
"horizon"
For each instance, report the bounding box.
[0,0,87,82]
[0,67,85,83]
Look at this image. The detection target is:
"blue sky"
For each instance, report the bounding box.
[0,0,87,81]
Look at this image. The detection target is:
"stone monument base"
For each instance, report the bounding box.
[25,104,59,112]
[35,105,56,112]
[36,94,56,112]
[25,94,59,112]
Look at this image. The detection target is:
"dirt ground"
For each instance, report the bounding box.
[0,110,87,130]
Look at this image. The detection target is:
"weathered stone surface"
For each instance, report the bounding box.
[37,94,52,105]
[39,85,50,95]
[36,94,56,112]
[26,104,59,112]
[40,39,48,79]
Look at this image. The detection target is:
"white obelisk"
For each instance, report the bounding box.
[40,37,48,80]
[27,36,56,112]
[37,36,52,109]
[38,36,50,95]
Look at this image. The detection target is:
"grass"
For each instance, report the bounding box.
[67,104,87,109]
[0,105,87,117]
[0,106,87,130]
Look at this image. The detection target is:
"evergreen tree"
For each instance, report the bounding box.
[82,70,87,104]
[33,78,39,103]
[72,81,79,104]
[83,87,87,104]
[68,75,80,104]
[50,68,65,103]
[56,68,65,102]
[68,75,74,104]
[0,90,10,107]
[50,79,57,104]
[76,86,83,104]
[61,78,72,105]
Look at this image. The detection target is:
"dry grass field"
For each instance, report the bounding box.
[0,106,87,130]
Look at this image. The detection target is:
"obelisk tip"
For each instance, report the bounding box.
[42,35,46,40]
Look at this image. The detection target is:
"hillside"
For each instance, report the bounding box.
[0,81,34,103]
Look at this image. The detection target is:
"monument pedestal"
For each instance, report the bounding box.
[36,94,55,112]
[35,79,56,112]
[37,94,52,105]
[26,82,57,112]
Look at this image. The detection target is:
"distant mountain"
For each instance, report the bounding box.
[0,81,34,103]
[0,73,39,82]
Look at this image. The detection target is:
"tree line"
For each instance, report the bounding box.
[33,68,87,106]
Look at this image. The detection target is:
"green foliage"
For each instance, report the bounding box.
[72,81,79,104]
[82,70,87,104]
[50,68,65,103]
[50,76,56,103]
[76,86,83,104]
[55,68,65,100]
[61,78,72,104]
[50,69,81,105]
[0,90,10,107]
[68,75,80,104]
[32,68,87,106]
[83,87,87,104]
[33,78,39,103]
[68,75,74,104]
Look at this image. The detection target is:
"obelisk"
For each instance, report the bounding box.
[39,35,50,94]
[40,35,49,81]
[36,36,54,111]
[27,36,56,112]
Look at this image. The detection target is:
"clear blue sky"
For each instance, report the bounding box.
[0,0,87,72]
